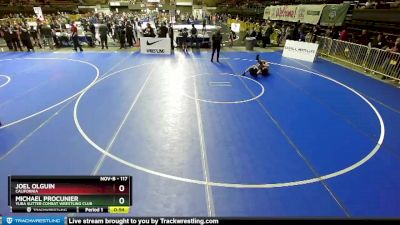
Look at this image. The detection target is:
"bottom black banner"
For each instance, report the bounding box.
[67,217,220,225]
[65,217,399,225]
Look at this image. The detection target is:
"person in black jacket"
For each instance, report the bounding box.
[190,24,198,48]
[20,25,34,52]
[158,22,168,38]
[98,21,108,49]
[2,25,13,50]
[211,28,222,62]
[29,26,42,48]
[11,24,22,51]
[168,23,174,50]
[143,23,155,37]
[125,21,134,47]
[89,22,96,37]
[181,28,189,52]
[118,22,126,49]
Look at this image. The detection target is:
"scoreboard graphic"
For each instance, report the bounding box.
[8,176,132,213]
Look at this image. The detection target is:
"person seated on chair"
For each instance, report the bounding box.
[143,23,155,37]
[242,54,269,77]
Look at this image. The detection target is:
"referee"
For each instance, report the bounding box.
[211,28,222,62]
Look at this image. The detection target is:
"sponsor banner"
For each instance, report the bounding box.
[270,5,298,22]
[176,0,193,6]
[3,217,64,225]
[320,3,350,26]
[109,1,121,6]
[282,40,319,62]
[263,7,271,20]
[140,37,171,55]
[264,5,324,25]
[296,4,325,25]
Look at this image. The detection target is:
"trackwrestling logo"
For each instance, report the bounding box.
[3,217,64,225]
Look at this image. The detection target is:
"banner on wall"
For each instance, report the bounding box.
[269,5,298,22]
[264,5,325,25]
[320,3,350,26]
[296,4,325,25]
[263,7,271,20]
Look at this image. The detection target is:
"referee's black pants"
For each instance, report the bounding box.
[211,43,221,62]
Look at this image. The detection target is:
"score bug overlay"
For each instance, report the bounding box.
[8,176,132,213]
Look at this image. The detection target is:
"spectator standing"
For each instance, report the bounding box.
[30,26,42,48]
[358,29,370,46]
[71,22,83,52]
[2,25,13,50]
[311,25,321,43]
[126,21,134,47]
[50,22,60,48]
[168,23,174,50]
[331,26,339,39]
[292,23,300,40]
[89,22,96,46]
[20,25,34,52]
[190,24,198,48]
[11,24,22,51]
[339,27,349,42]
[107,20,112,36]
[285,26,293,41]
[373,33,388,49]
[228,30,235,48]
[278,25,286,46]
[98,21,108,49]
[41,22,53,49]
[387,37,400,53]
[202,18,206,34]
[382,37,400,79]
[118,22,126,49]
